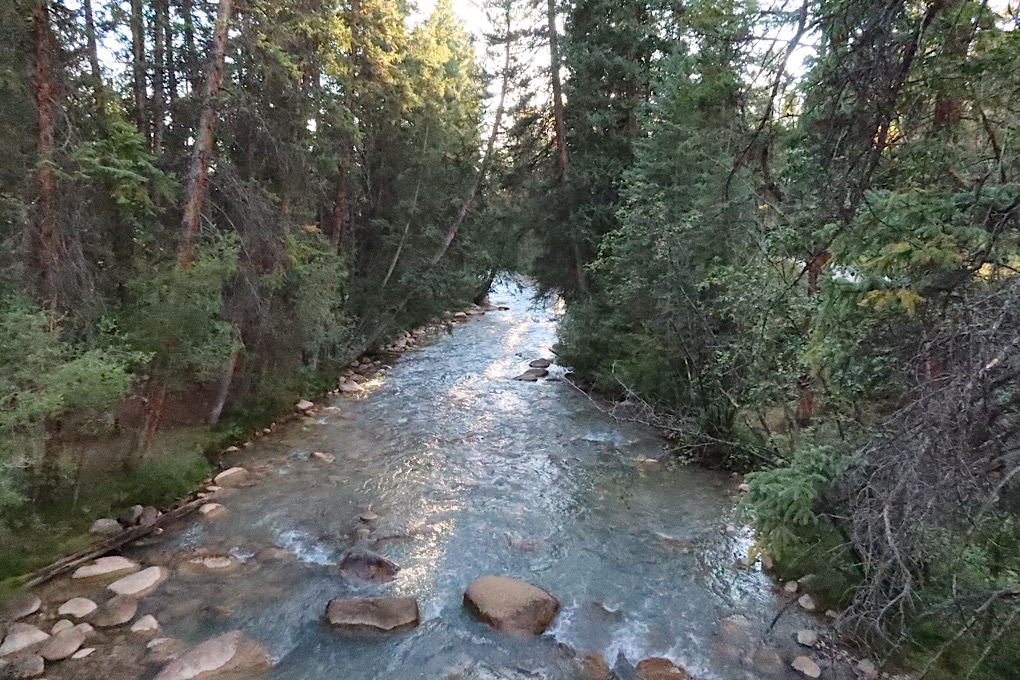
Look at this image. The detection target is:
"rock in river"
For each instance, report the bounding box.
[0,652,44,678]
[513,368,548,382]
[153,630,271,680]
[463,575,560,635]
[325,597,420,632]
[58,597,98,618]
[2,594,41,621]
[529,358,552,368]
[90,595,137,628]
[38,626,87,661]
[339,548,399,582]
[635,658,691,680]
[0,624,49,657]
[108,566,167,597]
[72,555,139,580]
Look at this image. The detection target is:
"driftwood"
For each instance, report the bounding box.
[21,495,209,589]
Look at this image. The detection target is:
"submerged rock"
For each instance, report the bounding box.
[339,548,399,582]
[463,575,560,635]
[325,597,420,632]
[90,595,137,627]
[635,658,691,680]
[2,594,41,622]
[0,624,49,657]
[153,630,271,680]
[72,556,139,580]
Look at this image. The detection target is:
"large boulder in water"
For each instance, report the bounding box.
[153,630,271,680]
[463,575,560,635]
[635,658,691,680]
[325,597,420,633]
[338,548,399,582]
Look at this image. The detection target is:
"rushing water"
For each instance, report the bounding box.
[122,282,827,680]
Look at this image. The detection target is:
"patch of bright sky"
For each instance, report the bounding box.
[410,0,490,43]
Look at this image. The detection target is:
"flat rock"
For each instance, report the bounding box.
[89,518,123,536]
[199,503,227,519]
[73,623,93,637]
[635,658,691,680]
[0,652,44,678]
[146,637,185,665]
[749,647,786,675]
[255,547,294,562]
[514,368,548,382]
[2,594,41,621]
[38,626,87,661]
[339,549,399,582]
[791,656,821,678]
[295,399,314,412]
[58,597,98,618]
[797,629,819,647]
[153,630,271,680]
[463,575,560,635]
[72,556,139,580]
[72,647,95,659]
[213,467,250,488]
[529,358,552,368]
[0,624,49,657]
[90,595,137,627]
[325,597,420,632]
[131,615,160,634]
[181,556,239,574]
[109,566,166,597]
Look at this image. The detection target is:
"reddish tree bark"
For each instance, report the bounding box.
[178,0,233,267]
[30,0,60,305]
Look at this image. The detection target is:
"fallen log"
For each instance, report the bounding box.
[21,495,210,589]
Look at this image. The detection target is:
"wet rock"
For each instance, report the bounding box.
[72,556,139,580]
[213,467,250,488]
[38,626,87,661]
[797,630,819,647]
[324,597,420,632]
[145,637,184,665]
[798,594,816,611]
[749,647,787,675]
[90,595,137,627]
[0,624,49,657]
[72,647,95,659]
[58,597,98,618]
[2,594,40,621]
[296,399,314,413]
[513,368,548,382]
[50,620,73,635]
[0,652,44,678]
[339,548,399,582]
[339,381,364,393]
[108,566,167,597]
[198,503,227,519]
[153,630,271,680]
[612,653,641,680]
[181,556,239,574]
[657,535,692,553]
[309,451,335,463]
[89,518,123,536]
[529,358,552,368]
[635,658,691,680]
[131,615,160,634]
[254,547,294,562]
[463,575,560,635]
[791,656,821,678]
[576,653,613,680]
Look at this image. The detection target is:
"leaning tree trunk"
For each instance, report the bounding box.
[30,0,60,307]
[431,4,513,263]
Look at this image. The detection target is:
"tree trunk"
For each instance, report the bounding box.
[166,3,177,113]
[795,249,831,425]
[132,383,166,469]
[326,0,361,250]
[152,0,167,153]
[932,0,973,133]
[31,0,60,306]
[178,0,233,268]
[328,173,347,249]
[547,0,568,183]
[431,4,513,264]
[82,0,102,83]
[208,345,240,425]
[182,0,198,93]
[130,0,149,143]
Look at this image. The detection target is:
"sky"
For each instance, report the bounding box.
[411,0,492,46]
